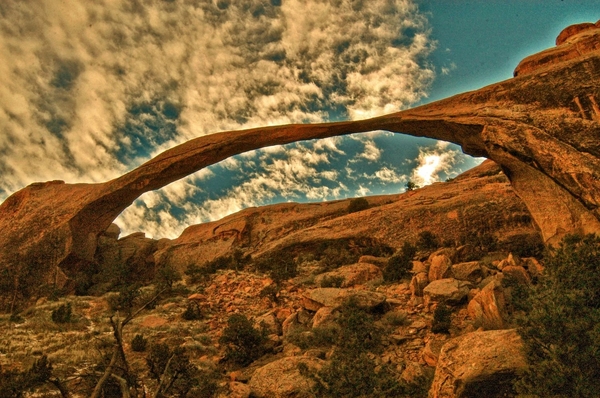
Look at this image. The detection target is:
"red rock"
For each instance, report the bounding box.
[428,254,453,282]
[3,23,600,307]
[429,329,527,398]
[467,280,507,330]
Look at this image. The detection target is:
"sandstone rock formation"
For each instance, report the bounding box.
[1,22,599,307]
[429,329,527,398]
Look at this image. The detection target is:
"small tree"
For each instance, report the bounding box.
[348,197,369,213]
[147,343,196,397]
[219,314,267,366]
[405,181,419,191]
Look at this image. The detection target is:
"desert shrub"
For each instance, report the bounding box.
[219,314,267,366]
[301,298,417,397]
[416,231,439,251]
[383,241,417,282]
[502,233,544,258]
[319,275,345,288]
[382,310,409,327]
[255,252,298,283]
[147,343,197,397]
[348,197,369,213]
[107,285,141,316]
[259,284,280,303]
[317,245,357,271]
[405,180,419,191]
[154,264,181,292]
[181,302,202,321]
[131,334,148,352]
[288,325,339,350]
[431,303,451,334]
[51,302,72,324]
[514,234,600,397]
[0,355,56,397]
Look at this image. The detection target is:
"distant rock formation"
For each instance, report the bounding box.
[1,22,599,308]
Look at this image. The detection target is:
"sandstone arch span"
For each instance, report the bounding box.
[1,22,599,299]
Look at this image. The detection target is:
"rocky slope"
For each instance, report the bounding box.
[1,21,599,308]
[151,160,539,273]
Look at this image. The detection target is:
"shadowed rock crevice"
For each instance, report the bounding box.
[1,22,599,306]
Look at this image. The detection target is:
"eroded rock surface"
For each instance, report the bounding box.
[1,22,599,307]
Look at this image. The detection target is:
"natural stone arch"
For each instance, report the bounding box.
[1,22,599,304]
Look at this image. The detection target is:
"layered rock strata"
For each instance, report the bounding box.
[1,22,599,304]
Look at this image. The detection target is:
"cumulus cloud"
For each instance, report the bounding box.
[365,166,407,184]
[0,0,436,238]
[410,141,458,187]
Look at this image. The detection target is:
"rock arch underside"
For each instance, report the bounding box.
[1,22,599,304]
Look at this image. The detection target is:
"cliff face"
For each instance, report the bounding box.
[0,22,599,306]
[153,160,539,272]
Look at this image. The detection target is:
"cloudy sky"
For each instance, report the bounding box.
[0,0,597,239]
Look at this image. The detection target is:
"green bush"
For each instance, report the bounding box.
[147,343,197,397]
[383,241,417,282]
[219,314,267,366]
[51,303,72,324]
[348,197,370,213]
[181,302,202,321]
[301,298,418,397]
[255,252,298,283]
[515,234,600,397]
[131,334,148,352]
[417,231,439,251]
[431,303,451,334]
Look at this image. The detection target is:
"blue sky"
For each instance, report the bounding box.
[0,0,597,238]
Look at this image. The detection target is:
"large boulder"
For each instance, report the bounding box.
[429,329,527,398]
[428,254,453,282]
[315,263,383,287]
[249,356,323,398]
[423,278,471,306]
[451,261,484,284]
[301,288,386,312]
[467,280,507,330]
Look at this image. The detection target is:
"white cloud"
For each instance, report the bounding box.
[411,141,458,187]
[365,167,407,184]
[0,0,435,238]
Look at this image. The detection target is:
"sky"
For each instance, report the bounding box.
[0,0,597,239]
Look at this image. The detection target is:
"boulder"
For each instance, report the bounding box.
[429,329,527,398]
[451,261,484,283]
[412,260,428,274]
[358,255,388,267]
[428,254,453,281]
[502,265,531,285]
[301,288,386,312]
[282,310,312,337]
[314,263,383,287]
[422,338,446,367]
[256,310,282,336]
[423,278,471,306]
[410,272,429,297]
[467,280,507,330]
[312,306,337,328]
[248,356,323,398]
